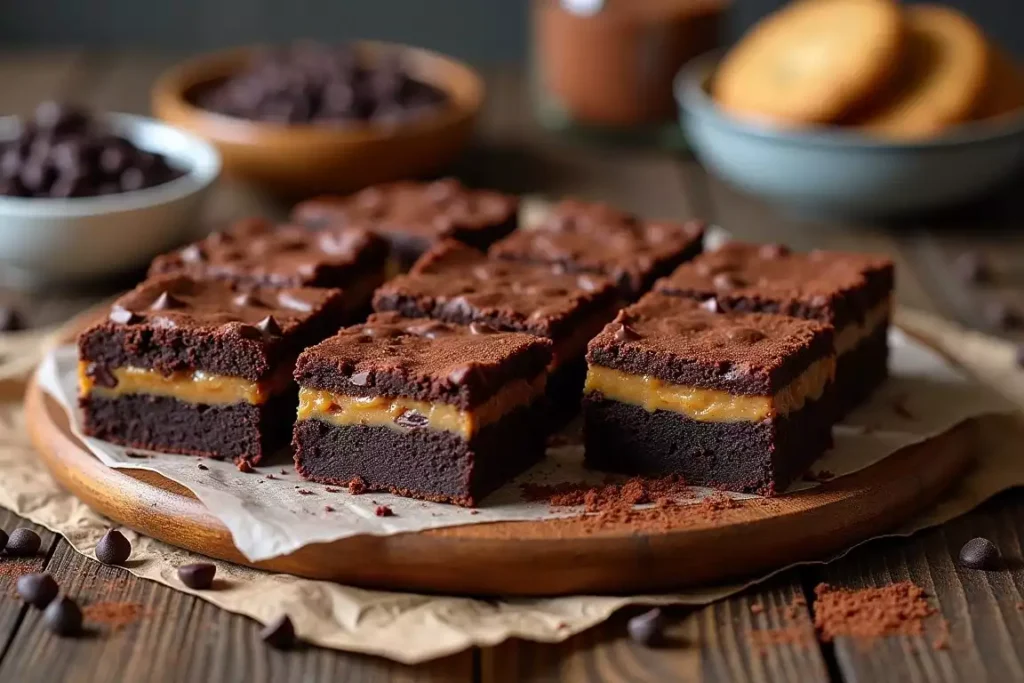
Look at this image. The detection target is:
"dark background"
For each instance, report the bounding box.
[0,0,1020,64]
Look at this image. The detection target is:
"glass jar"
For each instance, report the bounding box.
[531,0,727,146]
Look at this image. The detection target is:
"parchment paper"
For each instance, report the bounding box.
[0,308,1020,663]
[35,324,1006,563]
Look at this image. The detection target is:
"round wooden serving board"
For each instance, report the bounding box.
[24,371,976,596]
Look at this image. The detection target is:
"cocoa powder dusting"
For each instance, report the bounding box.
[83,601,147,631]
[813,582,935,641]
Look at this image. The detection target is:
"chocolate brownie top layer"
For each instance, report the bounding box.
[490,199,704,297]
[654,242,894,328]
[292,178,518,241]
[79,275,344,382]
[372,241,619,339]
[587,292,834,396]
[294,312,553,409]
[148,217,388,289]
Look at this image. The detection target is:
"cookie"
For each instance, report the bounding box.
[977,45,1024,120]
[853,5,991,138]
[713,0,905,126]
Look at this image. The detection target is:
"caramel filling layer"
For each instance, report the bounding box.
[296,374,546,439]
[78,361,290,406]
[584,357,835,422]
[835,298,892,355]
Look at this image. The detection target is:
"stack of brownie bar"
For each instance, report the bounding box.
[79,178,894,506]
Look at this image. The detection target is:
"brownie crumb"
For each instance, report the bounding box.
[375,505,394,517]
[324,505,335,512]
[236,459,254,473]
[348,477,367,495]
[297,489,314,496]
[197,463,208,471]
[325,487,340,493]
[813,582,935,641]
[265,474,276,480]
[279,469,288,475]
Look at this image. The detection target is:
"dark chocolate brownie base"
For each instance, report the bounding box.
[293,401,547,506]
[80,391,296,464]
[836,322,889,417]
[582,391,835,496]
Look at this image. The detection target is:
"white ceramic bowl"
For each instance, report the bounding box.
[676,52,1024,218]
[0,113,221,284]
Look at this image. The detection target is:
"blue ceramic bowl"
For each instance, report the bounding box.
[676,52,1024,218]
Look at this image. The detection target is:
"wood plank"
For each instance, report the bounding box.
[0,511,60,662]
[817,490,1024,683]
[0,540,474,683]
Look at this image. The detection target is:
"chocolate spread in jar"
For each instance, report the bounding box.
[534,0,726,128]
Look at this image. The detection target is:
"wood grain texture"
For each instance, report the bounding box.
[816,491,1024,683]
[0,538,474,683]
[0,510,59,661]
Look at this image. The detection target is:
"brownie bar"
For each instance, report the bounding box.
[292,178,519,271]
[654,242,894,413]
[78,275,346,464]
[371,240,621,419]
[292,313,553,506]
[582,293,836,495]
[148,216,388,319]
[490,199,704,299]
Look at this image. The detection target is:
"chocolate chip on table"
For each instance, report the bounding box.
[954,251,992,284]
[5,528,41,556]
[178,563,217,589]
[626,608,665,646]
[959,537,1000,570]
[260,614,297,649]
[43,596,83,636]
[95,529,132,566]
[0,529,7,549]
[16,573,59,608]
[0,306,24,332]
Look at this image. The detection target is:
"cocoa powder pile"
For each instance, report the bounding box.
[83,601,147,631]
[813,581,935,641]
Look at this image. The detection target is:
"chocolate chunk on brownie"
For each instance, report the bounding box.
[291,178,518,270]
[148,217,388,319]
[372,240,621,419]
[583,292,836,495]
[490,199,704,299]
[78,275,346,464]
[655,242,893,413]
[292,312,553,506]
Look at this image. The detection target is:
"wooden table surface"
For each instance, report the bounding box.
[2,51,1024,683]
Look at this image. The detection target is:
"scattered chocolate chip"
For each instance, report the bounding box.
[0,306,24,332]
[349,370,370,386]
[959,537,1000,570]
[726,327,766,344]
[16,573,59,608]
[149,291,184,311]
[613,323,640,342]
[43,596,83,636]
[986,302,1023,330]
[700,298,720,313]
[375,505,394,517]
[395,410,429,429]
[758,243,789,259]
[954,252,992,284]
[236,459,254,473]
[0,529,7,548]
[256,315,282,337]
[469,322,497,335]
[260,614,297,649]
[5,528,41,556]
[95,529,132,566]
[627,608,665,646]
[197,463,208,470]
[108,305,141,325]
[178,563,217,589]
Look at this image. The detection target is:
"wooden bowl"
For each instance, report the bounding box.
[152,42,483,198]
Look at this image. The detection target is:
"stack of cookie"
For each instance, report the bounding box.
[714,0,1024,138]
